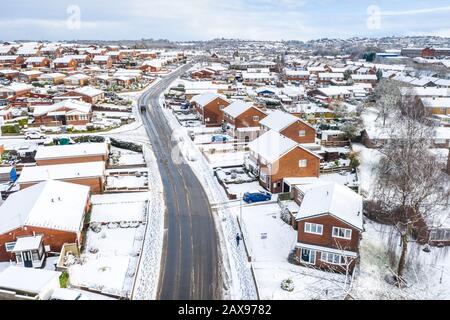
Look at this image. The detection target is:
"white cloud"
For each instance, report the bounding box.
[382,6,450,16]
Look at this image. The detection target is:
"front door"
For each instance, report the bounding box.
[23,251,33,268]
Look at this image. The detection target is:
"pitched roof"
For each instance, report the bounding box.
[248,130,297,163]
[0,180,90,234]
[190,92,226,107]
[223,101,257,118]
[17,161,105,184]
[259,110,313,132]
[296,182,363,230]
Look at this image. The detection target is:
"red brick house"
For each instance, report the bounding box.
[0,55,24,68]
[190,93,230,127]
[92,55,113,69]
[191,68,215,79]
[0,180,90,263]
[52,57,77,71]
[259,110,316,144]
[223,101,267,141]
[284,70,310,83]
[34,143,109,166]
[294,181,363,273]
[33,99,92,126]
[246,130,321,193]
[24,57,51,69]
[59,87,104,104]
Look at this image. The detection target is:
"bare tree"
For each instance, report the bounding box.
[373,101,450,286]
[372,79,402,126]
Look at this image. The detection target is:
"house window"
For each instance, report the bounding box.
[300,248,316,264]
[252,116,259,121]
[298,130,306,137]
[32,250,40,261]
[299,159,307,167]
[320,252,347,265]
[332,227,352,240]
[219,105,225,110]
[15,253,22,263]
[304,222,323,235]
[5,242,16,252]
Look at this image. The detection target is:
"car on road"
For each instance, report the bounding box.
[243,191,272,203]
[211,135,229,143]
[24,130,46,140]
[140,105,147,112]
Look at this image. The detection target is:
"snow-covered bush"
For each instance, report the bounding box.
[281,279,294,292]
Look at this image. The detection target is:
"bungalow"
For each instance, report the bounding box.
[141,59,163,72]
[24,57,50,69]
[294,181,363,273]
[92,55,112,69]
[259,110,316,144]
[191,68,215,79]
[67,55,90,67]
[17,161,105,194]
[16,47,40,57]
[61,87,104,104]
[191,93,230,127]
[351,74,378,85]
[308,87,352,103]
[241,71,274,85]
[37,73,66,85]
[284,70,310,83]
[18,70,43,83]
[317,72,344,85]
[0,180,90,263]
[223,101,267,141]
[0,56,24,68]
[246,130,321,193]
[33,99,92,126]
[0,83,33,99]
[0,45,17,56]
[34,142,109,166]
[52,57,77,71]
[0,69,20,81]
[63,74,90,87]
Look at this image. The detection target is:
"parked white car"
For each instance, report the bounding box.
[25,131,46,140]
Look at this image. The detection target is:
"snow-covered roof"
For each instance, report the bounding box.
[190,92,226,106]
[259,110,310,132]
[93,55,110,62]
[400,87,450,97]
[421,97,450,109]
[296,182,363,230]
[33,99,91,117]
[351,74,378,80]
[248,130,297,163]
[73,86,104,97]
[17,161,105,184]
[0,266,60,295]
[318,72,344,78]
[0,180,90,234]
[11,235,42,252]
[313,87,351,97]
[25,57,47,64]
[53,56,75,64]
[35,143,107,161]
[223,101,255,118]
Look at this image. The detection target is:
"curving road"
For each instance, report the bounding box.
[139,63,221,300]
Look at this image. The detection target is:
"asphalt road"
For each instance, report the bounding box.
[139,64,221,300]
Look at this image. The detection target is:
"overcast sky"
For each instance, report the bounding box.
[1,0,450,41]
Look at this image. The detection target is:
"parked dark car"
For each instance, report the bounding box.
[243,191,271,203]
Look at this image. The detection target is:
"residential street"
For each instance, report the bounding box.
[138,64,221,300]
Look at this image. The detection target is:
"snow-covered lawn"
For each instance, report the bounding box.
[352,143,382,198]
[238,201,348,300]
[106,173,148,190]
[206,151,247,167]
[109,146,146,167]
[68,193,149,297]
